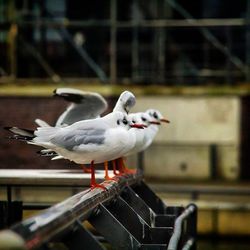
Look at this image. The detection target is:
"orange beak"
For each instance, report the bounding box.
[160,118,170,123]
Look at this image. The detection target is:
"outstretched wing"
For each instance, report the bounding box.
[54,88,108,126]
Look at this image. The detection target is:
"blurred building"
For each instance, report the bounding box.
[1,0,250,182]
[0,0,249,84]
[1,2,250,245]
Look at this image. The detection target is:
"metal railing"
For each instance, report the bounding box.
[0,172,197,250]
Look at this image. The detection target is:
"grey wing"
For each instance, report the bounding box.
[55,90,108,126]
[51,127,106,151]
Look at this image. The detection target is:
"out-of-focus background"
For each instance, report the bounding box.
[1,0,250,249]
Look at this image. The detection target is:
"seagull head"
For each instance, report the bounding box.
[113,91,136,114]
[146,109,170,125]
[129,113,152,128]
[110,112,144,130]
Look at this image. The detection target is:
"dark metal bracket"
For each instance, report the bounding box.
[62,220,105,250]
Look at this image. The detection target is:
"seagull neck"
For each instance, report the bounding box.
[113,103,126,114]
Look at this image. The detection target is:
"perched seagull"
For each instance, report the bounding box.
[115,110,169,173]
[126,112,152,155]
[36,89,137,175]
[142,109,170,151]
[36,88,109,169]
[8,89,138,177]
[5,111,143,189]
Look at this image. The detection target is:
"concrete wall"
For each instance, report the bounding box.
[127,96,240,180]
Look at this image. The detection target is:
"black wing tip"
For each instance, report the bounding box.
[37,150,58,157]
[3,126,34,133]
[7,135,32,141]
[4,126,13,131]
[53,88,58,96]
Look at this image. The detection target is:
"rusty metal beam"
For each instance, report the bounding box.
[3,172,142,249]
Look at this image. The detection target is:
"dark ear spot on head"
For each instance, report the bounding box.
[125,97,136,109]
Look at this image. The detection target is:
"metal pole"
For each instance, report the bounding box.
[7,0,17,78]
[225,26,233,84]
[246,0,250,81]
[158,0,167,83]
[209,144,218,180]
[8,24,17,78]
[131,0,139,82]
[110,0,117,84]
[137,151,144,172]
[7,186,12,226]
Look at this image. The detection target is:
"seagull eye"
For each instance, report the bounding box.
[117,120,120,125]
[123,118,128,125]
[141,117,147,122]
[153,112,158,119]
[132,120,136,124]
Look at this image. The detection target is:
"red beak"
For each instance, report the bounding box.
[160,118,170,123]
[130,124,145,129]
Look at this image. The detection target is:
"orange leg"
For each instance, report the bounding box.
[90,160,106,190]
[112,160,121,175]
[104,161,117,181]
[118,157,137,174]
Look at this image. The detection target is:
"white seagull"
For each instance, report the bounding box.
[142,109,170,151]
[115,110,169,173]
[5,111,143,189]
[126,112,152,155]
[35,89,137,175]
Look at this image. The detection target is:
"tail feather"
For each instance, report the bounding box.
[37,149,64,161]
[37,149,58,157]
[35,119,51,127]
[4,127,34,141]
[34,126,60,142]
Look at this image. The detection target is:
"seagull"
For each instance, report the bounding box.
[126,112,152,155]
[7,89,139,177]
[115,110,169,173]
[142,109,170,151]
[5,111,143,189]
[36,89,137,175]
